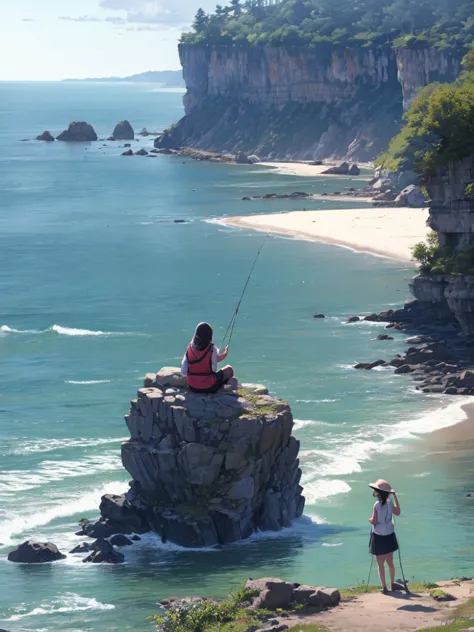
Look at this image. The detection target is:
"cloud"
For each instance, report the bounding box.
[98,0,197,27]
[58,15,102,22]
[22,18,35,22]
[104,16,127,23]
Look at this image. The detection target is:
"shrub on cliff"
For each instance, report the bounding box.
[377,52,474,175]
[412,232,474,275]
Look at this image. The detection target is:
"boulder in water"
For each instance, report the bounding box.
[122,149,134,156]
[8,540,66,563]
[56,122,97,142]
[82,538,124,564]
[235,151,250,164]
[112,120,134,140]
[135,148,148,156]
[348,163,360,176]
[36,131,55,142]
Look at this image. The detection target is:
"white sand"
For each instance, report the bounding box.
[223,207,429,261]
[259,161,372,178]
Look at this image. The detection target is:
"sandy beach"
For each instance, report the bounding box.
[223,207,429,261]
[259,161,373,178]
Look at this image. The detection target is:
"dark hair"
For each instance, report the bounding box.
[375,489,390,506]
[192,322,213,351]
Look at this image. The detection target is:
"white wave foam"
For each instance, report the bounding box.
[0,481,126,546]
[6,593,114,621]
[296,398,337,404]
[65,380,111,385]
[293,419,314,430]
[0,453,121,496]
[322,542,344,547]
[9,436,123,456]
[1,324,133,336]
[303,479,352,504]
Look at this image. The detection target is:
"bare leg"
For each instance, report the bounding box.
[377,555,387,591]
[387,552,396,587]
[222,365,234,383]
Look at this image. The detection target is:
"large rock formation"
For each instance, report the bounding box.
[36,131,55,142]
[395,48,463,110]
[119,368,304,547]
[409,155,474,335]
[155,44,463,161]
[112,120,134,140]
[56,121,97,142]
[8,541,66,563]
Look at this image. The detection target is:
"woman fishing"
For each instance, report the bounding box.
[181,322,234,393]
[368,479,401,595]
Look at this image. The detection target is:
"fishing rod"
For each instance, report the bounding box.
[221,232,269,349]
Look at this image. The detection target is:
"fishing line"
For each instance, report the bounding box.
[221,232,269,349]
[394,516,410,593]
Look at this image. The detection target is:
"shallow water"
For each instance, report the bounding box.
[1,81,473,631]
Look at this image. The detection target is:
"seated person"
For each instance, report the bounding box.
[181,322,234,393]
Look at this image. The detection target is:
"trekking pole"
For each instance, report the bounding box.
[365,555,375,593]
[221,232,269,349]
[394,517,410,594]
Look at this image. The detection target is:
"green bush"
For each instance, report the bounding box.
[412,232,474,275]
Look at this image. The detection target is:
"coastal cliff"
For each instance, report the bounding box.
[395,48,463,110]
[156,44,462,161]
[410,155,474,335]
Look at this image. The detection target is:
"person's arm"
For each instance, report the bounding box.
[392,493,401,516]
[217,345,229,363]
[369,506,378,525]
[212,346,218,372]
[181,352,189,376]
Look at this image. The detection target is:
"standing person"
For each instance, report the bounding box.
[181,322,234,393]
[368,479,401,595]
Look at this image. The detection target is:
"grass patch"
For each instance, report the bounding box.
[418,597,474,631]
[340,584,380,596]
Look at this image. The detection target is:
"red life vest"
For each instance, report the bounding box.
[185,343,217,391]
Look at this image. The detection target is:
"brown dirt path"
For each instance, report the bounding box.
[280,581,474,631]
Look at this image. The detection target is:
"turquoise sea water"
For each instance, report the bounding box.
[1,82,473,631]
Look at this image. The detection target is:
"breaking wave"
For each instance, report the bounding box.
[1,324,137,336]
[5,593,114,621]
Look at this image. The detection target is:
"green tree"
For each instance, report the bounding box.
[192,7,209,32]
[230,0,242,16]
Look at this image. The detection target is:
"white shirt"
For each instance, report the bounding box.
[181,345,219,376]
[373,499,394,536]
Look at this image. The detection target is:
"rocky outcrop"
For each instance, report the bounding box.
[113,120,134,140]
[395,184,425,207]
[407,155,474,335]
[8,541,66,563]
[56,121,97,142]
[120,368,304,547]
[36,131,55,141]
[395,47,463,110]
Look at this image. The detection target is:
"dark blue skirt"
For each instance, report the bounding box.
[369,531,399,556]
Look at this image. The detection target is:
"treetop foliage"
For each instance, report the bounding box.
[181,0,474,51]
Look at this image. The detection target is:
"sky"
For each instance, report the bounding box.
[1,0,217,80]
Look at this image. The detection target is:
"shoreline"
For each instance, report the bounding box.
[221,207,429,262]
[258,160,373,179]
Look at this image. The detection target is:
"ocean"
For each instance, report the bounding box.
[1,81,473,632]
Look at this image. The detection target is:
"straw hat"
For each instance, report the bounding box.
[369,479,395,493]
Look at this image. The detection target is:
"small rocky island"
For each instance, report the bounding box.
[118,368,305,547]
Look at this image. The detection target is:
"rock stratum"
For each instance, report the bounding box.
[109,368,305,548]
[155,44,462,161]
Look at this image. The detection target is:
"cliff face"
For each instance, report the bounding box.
[157,44,462,161]
[158,44,403,160]
[410,156,474,335]
[395,48,462,110]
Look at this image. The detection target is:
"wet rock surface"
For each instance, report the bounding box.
[117,368,304,547]
[56,121,97,142]
[8,541,66,563]
[351,299,474,395]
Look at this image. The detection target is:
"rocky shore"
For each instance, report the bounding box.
[346,299,474,395]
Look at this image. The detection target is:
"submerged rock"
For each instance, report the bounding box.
[8,541,66,563]
[82,538,124,564]
[122,149,134,156]
[36,130,55,142]
[112,120,134,140]
[135,148,148,156]
[119,367,304,547]
[56,121,97,142]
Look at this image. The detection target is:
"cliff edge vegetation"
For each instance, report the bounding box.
[181,0,473,52]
